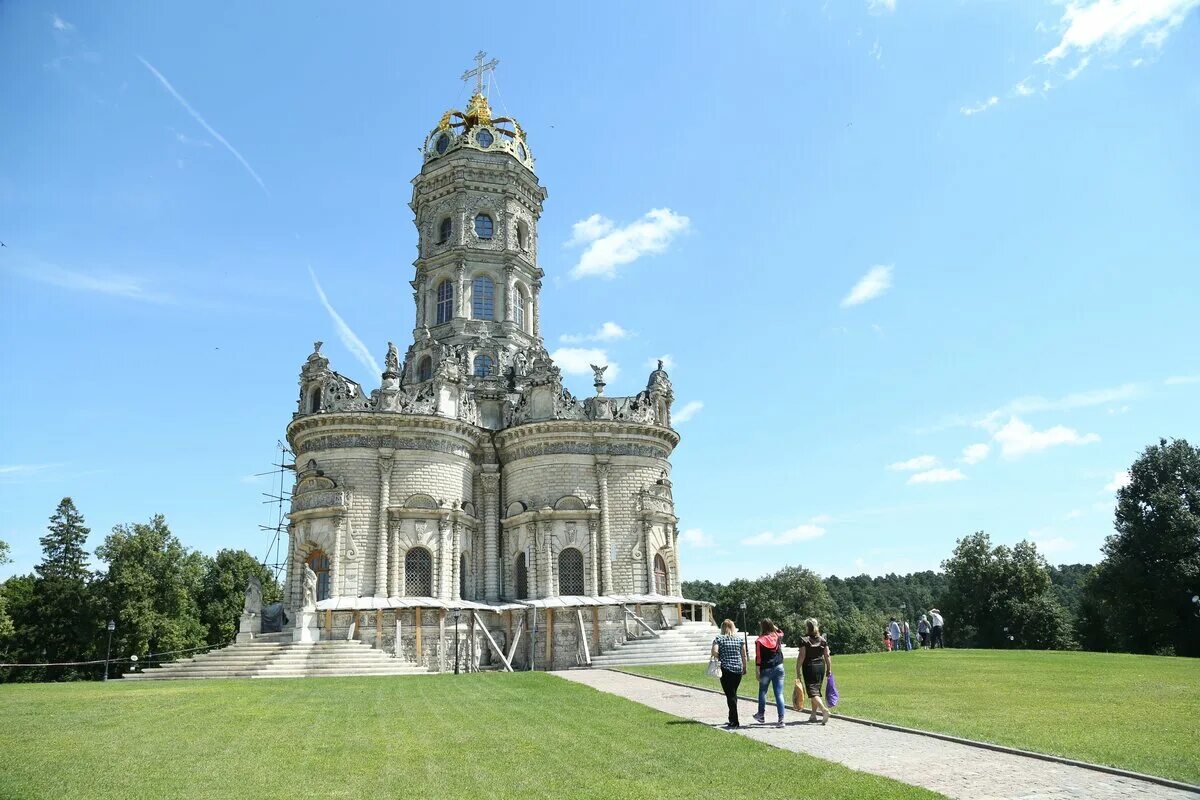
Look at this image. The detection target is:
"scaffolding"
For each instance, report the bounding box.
[256,440,295,583]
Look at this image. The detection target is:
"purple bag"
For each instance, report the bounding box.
[825,673,839,707]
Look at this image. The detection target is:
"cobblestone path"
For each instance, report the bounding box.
[556,669,1194,800]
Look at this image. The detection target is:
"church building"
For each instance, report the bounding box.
[278,55,711,670]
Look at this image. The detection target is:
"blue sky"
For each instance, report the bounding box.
[2,1,1198,584]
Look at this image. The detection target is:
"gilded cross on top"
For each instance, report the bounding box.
[461,50,499,96]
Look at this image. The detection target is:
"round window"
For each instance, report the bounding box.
[518,143,527,160]
[435,134,450,154]
[475,129,494,148]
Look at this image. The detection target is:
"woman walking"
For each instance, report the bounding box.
[796,618,832,725]
[753,619,787,727]
[917,614,930,649]
[711,619,749,729]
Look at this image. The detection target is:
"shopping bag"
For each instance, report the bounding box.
[825,673,839,707]
[706,658,722,678]
[792,679,805,711]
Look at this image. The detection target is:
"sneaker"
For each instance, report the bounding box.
[752,712,765,724]
[821,706,830,726]
[776,719,785,728]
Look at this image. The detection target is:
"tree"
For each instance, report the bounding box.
[0,541,13,641]
[942,532,1074,649]
[198,550,280,645]
[31,499,98,678]
[709,566,834,646]
[1081,438,1200,656]
[95,515,207,672]
[824,606,887,654]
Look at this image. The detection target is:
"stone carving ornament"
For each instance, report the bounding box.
[302,563,318,610]
[243,576,262,615]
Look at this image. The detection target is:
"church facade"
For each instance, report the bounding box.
[278,63,706,670]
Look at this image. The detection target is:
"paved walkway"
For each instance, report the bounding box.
[557,670,1194,800]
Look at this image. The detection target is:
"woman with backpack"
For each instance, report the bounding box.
[752,618,787,727]
[710,619,749,729]
[796,617,832,725]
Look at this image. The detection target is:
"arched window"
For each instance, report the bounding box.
[654,553,669,595]
[404,547,433,596]
[308,387,322,414]
[417,356,432,382]
[558,547,585,596]
[472,276,494,320]
[307,550,331,601]
[473,354,493,378]
[437,217,452,245]
[514,287,526,331]
[474,213,493,240]
[459,553,468,599]
[436,279,454,325]
[514,553,528,600]
[516,220,529,250]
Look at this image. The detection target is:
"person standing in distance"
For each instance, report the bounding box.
[711,619,749,729]
[888,617,902,653]
[929,608,945,648]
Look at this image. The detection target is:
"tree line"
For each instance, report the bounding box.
[0,499,279,681]
[683,438,1199,658]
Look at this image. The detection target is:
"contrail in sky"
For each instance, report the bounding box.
[137,55,269,195]
[308,266,381,378]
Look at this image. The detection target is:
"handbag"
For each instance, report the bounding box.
[792,679,804,711]
[825,672,839,707]
[706,658,722,678]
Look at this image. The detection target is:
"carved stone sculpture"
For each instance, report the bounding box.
[302,563,318,610]
[243,575,263,615]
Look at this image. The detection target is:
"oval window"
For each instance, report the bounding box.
[435,134,450,154]
[476,129,494,148]
[518,142,527,160]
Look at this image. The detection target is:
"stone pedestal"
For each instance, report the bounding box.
[236,612,260,643]
[293,610,321,642]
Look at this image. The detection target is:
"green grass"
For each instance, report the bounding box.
[0,673,941,800]
[623,649,1200,785]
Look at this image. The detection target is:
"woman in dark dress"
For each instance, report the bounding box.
[795,617,832,725]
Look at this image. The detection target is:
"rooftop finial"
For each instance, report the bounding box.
[461,50,499,97]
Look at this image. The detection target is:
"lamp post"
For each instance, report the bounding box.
[103,620,115,681]
[453,609,462,675]
[739,600,748,649]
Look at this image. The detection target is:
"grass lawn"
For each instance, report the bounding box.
[623,649,1200,785]
[0,673,942,800]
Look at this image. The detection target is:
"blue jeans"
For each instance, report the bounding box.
[757,664,786,719]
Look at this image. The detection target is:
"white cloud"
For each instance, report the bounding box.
[1165,374,1200,385]
[1041,0,1200,64]
[0,464,57,478]
[680,528,715,548]
[673,400,704,424]
[1029,532,1075,555]
[549,347,619,383]
[5,260,172,303]
[808,514,834,525]
[841,264,893,307]
[560,321,629,343]
[1104,470,1131,492]
[961,443,991,464]
[51,13,73,31]
[1065,509,1085,519]
[870,39,883,61]
[138,56,269,195]
[888,455,939,471]
[568,208,690,279]
[868,0,896,14]
[993,416,1099,458]
[1013,79,1036,96]
[308,267,381,377]
[742,523,827,546]
[907,468,967,485]
[976,383,1142,430]
[646,355,675,371]
[1065,55,1092,80]
[567,214,614,246]
[961,96,1000,116]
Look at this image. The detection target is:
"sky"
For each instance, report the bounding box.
[1,1,1198,585]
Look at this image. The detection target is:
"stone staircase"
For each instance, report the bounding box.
[588,621,721,667]
[125,633,429,680]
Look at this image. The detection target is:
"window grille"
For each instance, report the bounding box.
[472,277,494,320]
[436,280,454,325]
[405,547,433,596]
[558,547,585,596]
[515,553,528,599]
[459,553,468,599]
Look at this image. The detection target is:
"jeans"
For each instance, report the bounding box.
[757,663,786,720]
[719,670,742,726]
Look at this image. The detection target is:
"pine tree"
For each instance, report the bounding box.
[32,498,97,678]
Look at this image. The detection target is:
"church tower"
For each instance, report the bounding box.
[401,52,546,430]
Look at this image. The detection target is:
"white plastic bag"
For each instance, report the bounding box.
[706,658,722,678]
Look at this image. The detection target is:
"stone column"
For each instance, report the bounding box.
[541,518,555,597]
[524,523,536,598]
[388,522,400,597]
[332,518,343,598]
[286,523,298,609]
[595,461,612,594]
[643,520,655,594]
[587,518,600,596]
[503,266,515,323]
[375,450,393,597]
[452,519,463,600]
[670,523,681,595]
[480,470,501,602]
[456,263,467,319]
[438,516,452,600]
[531,280,542,337]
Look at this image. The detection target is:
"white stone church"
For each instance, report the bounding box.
[237,58,714,674]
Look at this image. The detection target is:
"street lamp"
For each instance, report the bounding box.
[739,601,748,649]
[103,620,115,682]
[453,609,462,675]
